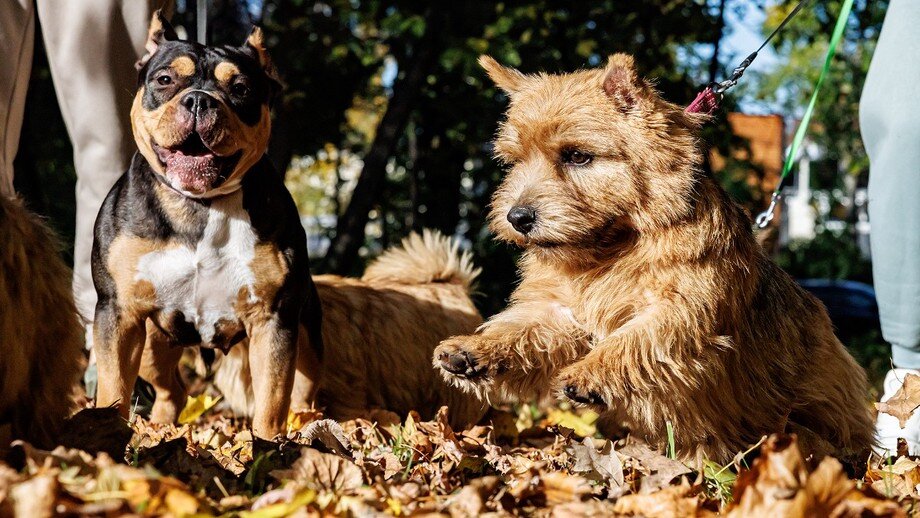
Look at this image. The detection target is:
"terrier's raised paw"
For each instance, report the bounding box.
[435,336,494,381]
[438,348,486,379]
[557,362,610,408]
[562,384,606,406]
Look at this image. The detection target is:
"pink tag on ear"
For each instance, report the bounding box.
[685,86,719,115]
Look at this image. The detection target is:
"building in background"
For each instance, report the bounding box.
[711,113,870,258]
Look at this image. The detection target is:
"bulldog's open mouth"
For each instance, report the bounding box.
[152,133,241,195]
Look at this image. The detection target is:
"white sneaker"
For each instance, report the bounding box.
[875,368,920,456]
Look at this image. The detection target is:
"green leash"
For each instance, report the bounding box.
[755,0,856,228]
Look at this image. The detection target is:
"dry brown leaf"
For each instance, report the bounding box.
[728,434,904,518]
[447,475,501,518]
[381,452,403,480]
[876,374,920,428]
[566,437,624,488]
[541,471,594,504]
[868,457,920,499]
[299,419,352,456]
[551,499,618,517]
[613,481,712,517]
[8,473,58,518]
[165,487,201,515]
[272,447,363,492]
[618,441,692,493]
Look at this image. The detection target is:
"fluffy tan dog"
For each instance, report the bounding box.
[0,196,84,448]
[215,230,487,429]
[434,55,874,463]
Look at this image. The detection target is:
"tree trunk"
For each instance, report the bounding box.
[323,19,438,274]
[708,0,728,84]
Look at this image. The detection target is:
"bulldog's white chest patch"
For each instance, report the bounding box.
[135,192,258,343]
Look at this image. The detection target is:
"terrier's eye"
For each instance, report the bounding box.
[156,74,173,86]
[561,149,593,166]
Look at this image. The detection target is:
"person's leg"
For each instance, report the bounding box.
[35,0,168,336]
[860,0,920,454]
[0,0,35,197]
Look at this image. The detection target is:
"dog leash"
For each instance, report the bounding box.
[754,0,854,228]
[686,0,815,115]
[684,0,855,228]
[197,0,208,44]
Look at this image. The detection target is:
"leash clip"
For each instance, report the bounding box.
[755,192,781,229]
[712,79,735,95]
[713,51,758,95]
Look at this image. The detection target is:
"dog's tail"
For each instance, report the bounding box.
[362,229,480,292]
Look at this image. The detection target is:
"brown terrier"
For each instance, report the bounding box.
[435,54,874,463]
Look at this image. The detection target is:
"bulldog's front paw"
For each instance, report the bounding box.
[557,360,611,409]
[434,335,506,391]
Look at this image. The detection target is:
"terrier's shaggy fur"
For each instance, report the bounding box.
[215,230,487,429]
[435,55,874,463]
[0,196,85,448]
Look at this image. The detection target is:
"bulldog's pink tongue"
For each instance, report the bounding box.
[163,150,220,193]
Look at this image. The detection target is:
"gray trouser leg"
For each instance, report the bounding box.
[860,0,920,367]
[36,0,167,338]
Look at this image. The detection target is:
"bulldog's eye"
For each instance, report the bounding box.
[561,149,593,166]
[230,80,250,97]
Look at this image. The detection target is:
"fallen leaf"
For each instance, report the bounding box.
[447,476,500,517]
[380,452,403,480]
[566,437,624,488]
[545,409,599,438]
[868,457,920,499]
[541,471,594,504]
[876,374,920,428]
[287,409,322,433]
[299,419,352,456]
[613,481,712,517]
[165,487,200,515]
[178,394,222,425]
[241,489,316,518]
[727,434,904,517]
[618,441,692,493]
[8,473,58,518]
[271,448,363,492]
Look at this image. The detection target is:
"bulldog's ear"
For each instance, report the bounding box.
[137,10,177,71]
[243,27,282,93]
[479,55,528,95]
[602,53,647,113]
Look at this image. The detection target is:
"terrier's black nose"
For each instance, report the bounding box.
[507,206,536,234]
[180,91,218,115]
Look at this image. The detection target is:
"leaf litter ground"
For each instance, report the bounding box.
[3,377,920,517]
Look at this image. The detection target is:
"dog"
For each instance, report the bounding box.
[434,54,874,463]
[0,196,85,448]
[91,11,323,439]
[214,230,488,429]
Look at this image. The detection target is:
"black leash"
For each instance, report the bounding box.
[686,0,814,114]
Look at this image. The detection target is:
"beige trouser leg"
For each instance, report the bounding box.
[36,0,168,339]
[0,0,35,198]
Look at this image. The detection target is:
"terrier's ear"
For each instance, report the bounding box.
[137,10,177,71]
[602,54,645,112]
[479,55,527,94]
[243,27,282,92]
